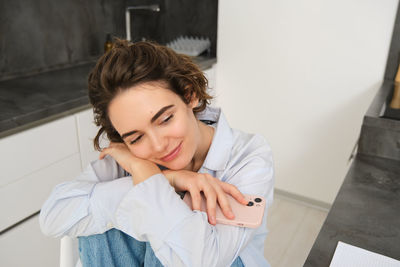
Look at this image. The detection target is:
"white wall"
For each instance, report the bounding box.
[216,0,398,204]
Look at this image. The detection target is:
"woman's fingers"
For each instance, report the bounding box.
[220,182,248,205]
[99,143,117,160]
[98,142,135,174]
[214,187,235,220]
[172,171,247,225]
[189,190,202,212]
[99,147,110,160]
[202,182,217,225]
[205,176,235,219]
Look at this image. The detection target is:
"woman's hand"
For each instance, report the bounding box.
[163,170,248,225]
[100,142,160,184]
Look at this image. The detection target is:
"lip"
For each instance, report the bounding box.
[161,142,182,162]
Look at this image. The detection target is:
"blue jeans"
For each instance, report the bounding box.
[79,228,244,267]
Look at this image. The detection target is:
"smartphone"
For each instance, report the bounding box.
[183,193,266,228]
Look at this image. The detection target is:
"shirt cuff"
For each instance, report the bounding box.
[115,173,193,250]
[89,177,134,233]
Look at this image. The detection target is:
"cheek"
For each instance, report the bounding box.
[168,114,196,143]
[170,120,189,138]
[179,116,198,150]
[128,144,152,160]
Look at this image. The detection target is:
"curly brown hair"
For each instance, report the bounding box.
[88,39,212,151]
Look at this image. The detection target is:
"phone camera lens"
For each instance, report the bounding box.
[247,201,254,206]
[254,198,262,203]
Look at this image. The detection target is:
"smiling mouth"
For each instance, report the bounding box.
[161,142,182,162]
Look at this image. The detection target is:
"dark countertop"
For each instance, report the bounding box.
[0,63,94,138]
[304,154,400,266]
[304,80,400,266]
[0,56,216,138]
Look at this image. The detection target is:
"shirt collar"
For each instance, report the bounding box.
[196,107,234,171]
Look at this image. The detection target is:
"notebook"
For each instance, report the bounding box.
[330,241,400,267]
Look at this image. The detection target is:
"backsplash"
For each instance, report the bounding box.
[0,0,126,79]
[126,0,218,55]
[0,0,217,80]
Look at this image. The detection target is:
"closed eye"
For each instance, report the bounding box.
[162,114,174,124]
[129,114,173,145]
[130,134,143,145]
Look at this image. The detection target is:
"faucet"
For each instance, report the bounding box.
[125,4,161,42]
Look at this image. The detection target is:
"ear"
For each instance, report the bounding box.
[184,86,199,109]
[189,96,199,109]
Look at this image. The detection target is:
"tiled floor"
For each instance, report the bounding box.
[264,195,328,267]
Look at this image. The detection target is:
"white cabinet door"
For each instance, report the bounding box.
[75,109,109,169]
[0,214,59,267]
[0,154,81,231]
[0,115,79,187]
[0,115,81,231]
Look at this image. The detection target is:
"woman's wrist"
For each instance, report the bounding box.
[162,170,175,187]
[129,160,161,185]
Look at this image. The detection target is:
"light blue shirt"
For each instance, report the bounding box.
[40,107,274,267]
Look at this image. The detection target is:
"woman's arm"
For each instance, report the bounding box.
[113,139,274,266]
[39,155,134,237]
[40,141,163,237]
[41,137,274,266]
[39,145,240,238]
[99,142,248,226]
[100,142,249,226]
[99,142,161,185]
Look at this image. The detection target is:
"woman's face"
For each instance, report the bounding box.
[108,81,200,170]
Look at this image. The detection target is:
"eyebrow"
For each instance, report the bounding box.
[121,104,175,140]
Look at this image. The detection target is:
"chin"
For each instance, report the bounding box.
[162,156,192,171]
[163,161,188,171]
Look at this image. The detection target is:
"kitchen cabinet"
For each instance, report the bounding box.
[0,214,60,267]
[0,115,81,232]
[75,109,103,169]
[0,115,81,267]
[0,116,79,189]
[0,154,81,231]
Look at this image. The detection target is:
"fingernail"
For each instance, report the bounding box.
[211,216,216,224]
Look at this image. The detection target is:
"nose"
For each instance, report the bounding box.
[148,131,167,153]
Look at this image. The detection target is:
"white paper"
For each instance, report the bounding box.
[330,241,400,267]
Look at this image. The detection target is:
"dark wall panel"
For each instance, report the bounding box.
[0,0,126,78]
[0,0,218,79]
[126,0,218,55]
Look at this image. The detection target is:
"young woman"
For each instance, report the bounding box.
[40,40,274,267]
